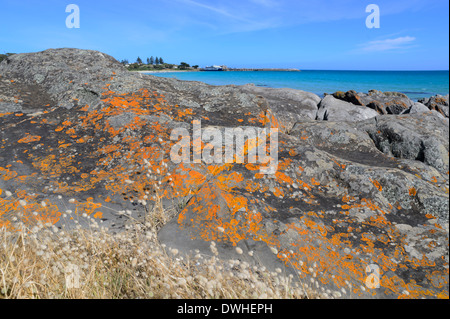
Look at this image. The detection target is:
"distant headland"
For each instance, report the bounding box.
[121,57,300,72]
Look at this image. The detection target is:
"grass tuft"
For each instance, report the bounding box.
[0,204,314,299]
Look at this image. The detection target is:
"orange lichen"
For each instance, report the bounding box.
[370,179,383,192]
[17,135,42,144]
[0,85,447,299]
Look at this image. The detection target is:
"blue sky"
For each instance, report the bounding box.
[0,0,448,70]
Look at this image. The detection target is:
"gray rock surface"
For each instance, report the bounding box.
[401,102,430,115]
[317,95,379,121]
[0,48,147,110]
[331,90,415,115]
[240,85,321,130]
[361,90,414,114]
[358,112,449,175]
[419,94,449,118]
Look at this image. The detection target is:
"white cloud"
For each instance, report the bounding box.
[179,0,250,22]
[176,0,279,33]
[359,36,417,52]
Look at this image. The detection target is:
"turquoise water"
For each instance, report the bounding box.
[146,70,449,101]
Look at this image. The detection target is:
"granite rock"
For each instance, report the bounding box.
[0,49,448,299]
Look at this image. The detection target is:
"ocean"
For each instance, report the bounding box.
[146,70,449,101]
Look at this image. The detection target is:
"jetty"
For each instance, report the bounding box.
[228,68,300,71]
[200,65,300,72]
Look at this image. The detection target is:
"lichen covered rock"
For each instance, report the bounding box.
[0,49,448,299]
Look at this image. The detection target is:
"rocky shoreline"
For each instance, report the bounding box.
[0,48,448,299]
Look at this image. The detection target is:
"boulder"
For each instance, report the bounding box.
[358,112,449,175]
[361,90,415,115]
[317,95,379,121]
[331,90,415,115]
[419,94,449,118]
[332,90,364,106]
[401,102,430,115]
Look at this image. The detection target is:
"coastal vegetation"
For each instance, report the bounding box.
[0,53,15,63]
[0,210,306,299]
[122,56,198,72]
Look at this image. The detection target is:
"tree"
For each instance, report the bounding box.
[149,56,154,65]
[155,57,160,65]
[179,62,190,70]
[159,57,164,64]
[136,56,143,64]
[192,65,199,69]
[120,59,129,65]
[0,52,15,63]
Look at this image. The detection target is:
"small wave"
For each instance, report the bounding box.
[401,91,433,95]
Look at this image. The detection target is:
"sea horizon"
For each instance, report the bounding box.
[146,69,449,101]
[299,69,450,72]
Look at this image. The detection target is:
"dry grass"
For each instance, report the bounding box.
[0,200,311,299]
